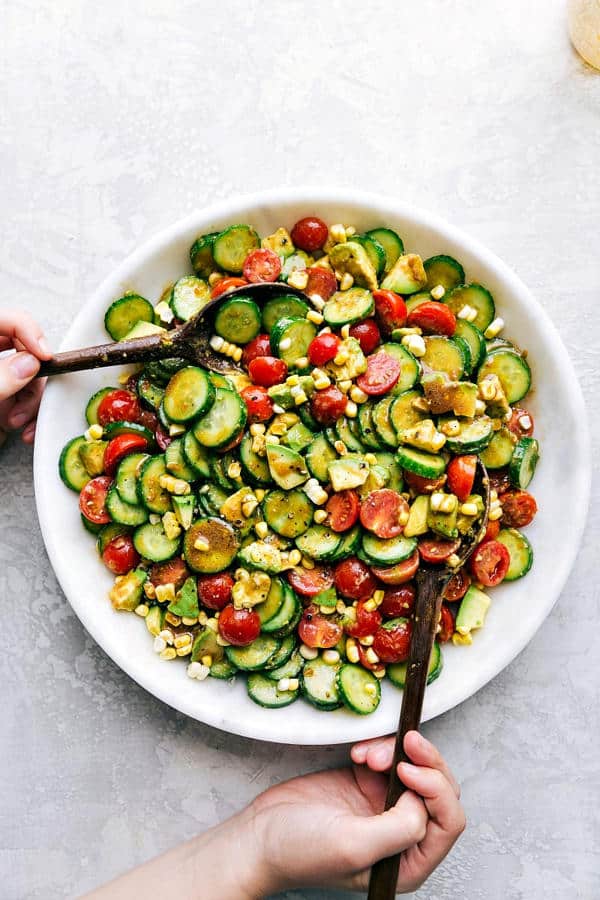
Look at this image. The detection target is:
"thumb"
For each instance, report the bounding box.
[0,352,40,402]
[348,790,428,869]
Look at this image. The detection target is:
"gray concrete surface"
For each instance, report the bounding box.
[1,0,599,897]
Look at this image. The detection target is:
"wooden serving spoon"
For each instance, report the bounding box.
[36,282,310,378]
[367,458,490,900]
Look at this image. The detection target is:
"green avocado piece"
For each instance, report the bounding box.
[456,585,491,635]
[109,568,147,611]
[171,495,196,530]
[282,421,315,453]
[329,241,378,291]
[267,376,315,410]
[381,253,427,294]
[427,502,459,539]
[266,442,309,489]
[404,495,430,538]
[79,440,107,477]
[168,576,200,618]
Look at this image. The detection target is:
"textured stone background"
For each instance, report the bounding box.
[1,1,599,897]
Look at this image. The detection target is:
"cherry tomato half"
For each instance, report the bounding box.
[418,538,461,564]
[326,490,360,533]
[298,604,343,648]
[407,301,456,336]
[470,540,510,587]
[482,519,500,542]
[357,642,380,672]
[288,565,334,598]
[344,600,382,639]
[248,356,288,387]
[380,584,416,618]
[243,248,282,283]
[102,534,140,575]
[305,266,338,301]
[403,470,447,494]
[241,385,273,423]
[137,410,159,433]
[104,433,149,475]
[308,333,341,366]
[507,405,534,437]
[291,216,329,252]
[197,573,234,610]
[97,390,141,427]
[446,455,477,503]
[210,276,248,300]
[488,468,512,496]
[373,617,413,663]
[501,490,538,528]
[373,289,407,333]
[155,423,172,451]
[438,604,455,643]
[218,605,261,646]
[334,557,379,601]
[310,385,347,425]
[349,318,381,354]
[242,333,272,368]
[149,557,190,589]
[443,568,471,602]
[79,475,113,525]
[359,489,409,539]
[371,549,420,585]
[356,352,401,396]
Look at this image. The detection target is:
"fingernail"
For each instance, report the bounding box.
[399,762,419,774]
[10,411,28,427]
[10,353,39,380]
[38,337,51,356]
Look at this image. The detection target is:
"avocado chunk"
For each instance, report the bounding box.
[109,568,147,611]
[427,500,459,539]
[145,605,165,636]
[123,320,167,340]
[456,493,485,534]
[79,440,107,476]
[328,455,370,491]
[381,253,427,294]
[266,443,309,490]
[267,375,315,409]
[191,627,225,664]
[456,584,491,635]
[282,421,315,453]
[220,487,256,528]
[168,576,200,618]
[404,495,430,537]
[171,494,195,530]
[324,337,367,382]
[357,464,389,499]
[237,540,289,574]
[329,241,378,291]
[421,372,477,418]
[261,227,295,258]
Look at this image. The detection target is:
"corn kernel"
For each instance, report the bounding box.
[430,284,445,300]
[242,498,259,517]
[374,667,386,679]
[349,385,368,404]
[365,648,380,665]
[474,399,486,415]
[208,272,224,286]
[307,309,324,325]
[250,423,266,436]
[134,604,149,617]
[364,453,377,465]
[174,633,192,650]
[155,583,176,604]
[439,494,458,513]
[364,683,377,696]
[84,424,103,441]
[447,553,461,568]
[194,536,210,552]
[320,604,335,615]
[457,304,477,322]
[153,635,167,653]
[308,294,326,310]
[216,634,231,647]
[160,647,177,660]
[232,346,243,362]
[294,357,309,369]
[336,600,347,615]
[143,582,156,599]
[489,505,503,521]
[519,414,532,431]
[330,223,347,244]
[344,606,357,622]
[182,616,198,626]
[294,390,308,405]
[338,379,352,394]
[299,643,318,660]
[187,661,210,680]
[198,611,208,626]
[254,521,269,539]
[484,317,505,339]
[168,423,186,437]
[340,324,351,339]
[322,649,340,665]
[344,400,358,418]
[301,555,315,569]
[314,509,328,524]
[346,638,360,664]
[288,549,302,566]
[359,635,375,646]
[210,335,225,351]
[334,348,350,366]
[287,269,309,290]
[460,502,479,516]
[363,599,377,613]
[452,632,473,646]
[402,334,426,357]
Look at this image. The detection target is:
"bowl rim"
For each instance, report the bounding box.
[34,187,592,744]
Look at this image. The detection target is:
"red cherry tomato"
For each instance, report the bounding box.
[291,216,328,252]
[310,385,347,425]
[407,301,456,336]
[349,318,381,354]
[357,643,380,671]
[507,405,534,437]
[356,352,401,396]
[210,276,248,299]
[373,289,407,333]
[418,538,461,564]
[102,534,140,575]
[298,604,343,648]
[373,617,413,663]
[305,266,338,300]
[333,557,379,601]
[438,604,455,643]
[97,390,141,427]
[104,433,149,475]
[218,605,261,646]
[371,549,420,585]
[470,540,510,586]
[482,519,500,542]
[326,490,360,533]
[243,248,282,284]
[344,600,382,639]
[241,385,273,423]
[403,470,447,494]
[380,584,416,618]
[220,429,244,452]
[487,468,512,496]
[149,557,190,589]
[446,455,477,503]
[443,569,471,602]
[288,565,334,597]
[248,356,288,387]
[155,423,172,451]
[197,573,234,610]
[242,334,272,368]
[360,489,409,539]
[307,333,341,366]
[79,476,112,525]
[137,410,159,432]
[501,490,538,528]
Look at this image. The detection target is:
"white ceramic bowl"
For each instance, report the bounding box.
[34,189,590,745]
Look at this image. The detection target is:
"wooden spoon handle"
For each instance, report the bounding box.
[367,567,447,900]
[36,333,176,377]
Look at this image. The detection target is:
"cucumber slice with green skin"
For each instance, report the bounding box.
[306,433,338,482]
[165,438,196,482]
[182,430,211,479]
[158,357,188,379]
[480,428,516,470]
[169,275,210,322]
[247,672,299,708]
[106,484,149,526]
[358,403,384,449]
[404,292,430,315]
[137,455,172,513]
[104,294,154,341]
[496,527,534,580]
[59,436,91,491]
[454,320,486,371]
[163,366,215,424]
[262,295,309,333]
[323,288,374,328]
[103,421,155,442]
[443,416,495,453]
[453,335,473,376]
[137,375,165,410]
[190,232,219,278]
[184,517,239,573]
[133,522,180,562]
[239,433,272,485]
[261,587,301,635]
[263,634,296,671]
[372,451,404,493]
[225,635,281,671]
[477,350,532,404]
[355,235,386,277]
[295,526,342,561]
[212,224,260,274]
[198,483,229,516]
[214,296,262,345]
[270,316,318,368]
[144,361,171,386]
[266,648,304,680]
[372,396,399,448]
[116,452,149,505]
[328,525,361,562]
[388,642,443,688]
[389,390,429,440]
[509,437,539,489]
[335,416,367,453]
[365,228,404,273]
[396,446,447,478]
[209,659,238,680]
[359,533,418,566]
[193,388,247,449]
[85,387,117,425]
[422,336,466,381]
[423,255,465,292]
[301,657,342,710]
[258,577,289,626]
[262,489,314,538]
[266,443,309,490]
[82,514,104,535]
[209,454,235,491]
[336,664,381,715]
[379,343,420,394]
[96,522,130,554]
[209,372,234,389]
[445,284,495,332]
[298,403,320,431]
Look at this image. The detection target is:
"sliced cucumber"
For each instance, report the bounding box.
[372,396,399,448]
[239,433,272,485]
[258,577,289,627]
[197,483,229,517]
[209,454,235,492]
[182,430,211,479]
[103,420,154,442]
[106,484,149,526]
[266,648,304,681]
[214,296,262,345]
[302,656,342,710]
[190,232,219,278]
[210,660,238,680]
[96,522,130,554]
[355,235,386,277]
[104,294,154,341]
[115,452,148,505]
[337,664,381,715]
[360,532,417,566]
[379,343,420,393]
[328,524,361,562]
[388,643,443,688]
[445,284,495,332]
[263,489,314,538]
[454,320,486,371]
[335,416,367,453]
[404,292,430,315]
[212,224,260,273]
[260,585,301,635]
[509,437,539,489]
[169,275,210,321]
[295,526,342,561]
[365,227,404,273]
[443,416,494,453]
[137,455,172,514]
[225,635,281,671]
[193,388,247,449]
[85,387,116,425]
[59,436,91,492]
[453,335,473,376]
[323,288,374,327]
[133,521,180,562]
[422,336,465,381]
[165,438,196,482]
[270,316,317,368]
[306,433,338,482]
[183,517,239,573]
[372,451,404,493]
[478,350,532,404]
[423,254,465,292]
[357,402,384,449]
[82,514,104,536]
[163,366,215,423]
[480,428,515,470]
[262,294,309,333]
[137,374,165,410]
[389,390,428,440]
[396,446,447,478]
[247,672,299,708]
[496,527,533,580]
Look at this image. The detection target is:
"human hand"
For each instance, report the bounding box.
[0,310,51,447]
